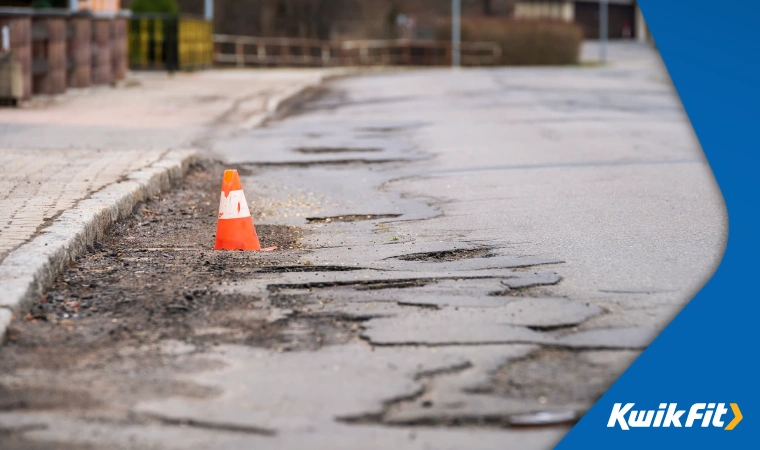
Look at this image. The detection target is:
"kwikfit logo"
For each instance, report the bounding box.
[607,403,742,430]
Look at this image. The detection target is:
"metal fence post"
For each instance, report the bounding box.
[321,44,329,66]
[452,0,460,67]
[204,0,213,21]
[235,41,243,67]
[599,0,608,63]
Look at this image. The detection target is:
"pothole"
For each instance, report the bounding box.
[355,124,423,133]
[254,265,366,273]
[0,383,100,411]
[526,324,579,332]
[293,147,382,154]
[140,413,277,436]
[470,348,639,405]
[396,248,492,262]
[306,214,402,224]
[243,315,366,351]
[267,277,437,292]
[489,279,562,297]
[338,361,472,426]
[241,159,408,168]
[489,287,555,297]
[355,280,433,290]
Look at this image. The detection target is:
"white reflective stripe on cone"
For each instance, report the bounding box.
[218,190,251,219]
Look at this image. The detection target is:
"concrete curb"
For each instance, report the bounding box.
[0,149,196,343]
[241,68,361,130]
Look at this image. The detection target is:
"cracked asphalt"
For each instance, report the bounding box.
[0,43,727,449]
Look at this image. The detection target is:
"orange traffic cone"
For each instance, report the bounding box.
[214,170,261,251]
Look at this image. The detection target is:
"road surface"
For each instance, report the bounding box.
[0,43,726,449]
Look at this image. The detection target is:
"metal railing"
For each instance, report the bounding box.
[213,35,502,67]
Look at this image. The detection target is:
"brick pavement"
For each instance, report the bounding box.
[0,69,327,264]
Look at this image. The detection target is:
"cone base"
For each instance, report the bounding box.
[215,217,261,251]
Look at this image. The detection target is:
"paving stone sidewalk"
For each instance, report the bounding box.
[0,69,328,263]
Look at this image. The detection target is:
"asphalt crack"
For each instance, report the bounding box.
[141,413,277,436]
[241,159,411,168]
[293,147,382,154]
[264,275,521,293]
[394,248,493,262]
[337,361,473,426]
[467,348,639,405]
[254,265,367,273]
[306,214,402,224]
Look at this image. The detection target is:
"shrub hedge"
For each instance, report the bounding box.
[438,18,583,66]
[131,0,180,14]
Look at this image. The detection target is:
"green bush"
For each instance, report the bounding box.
[130,0,180,14]
[438,18,583,66]
[31,0,53,8]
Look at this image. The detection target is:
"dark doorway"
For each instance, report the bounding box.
[575,2,636,39]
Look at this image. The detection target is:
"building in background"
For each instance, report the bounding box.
[76,0,122,12]
[131,0,517,40]
[514,0,651,42]
[0,1,122,12]
[123,0,651,43]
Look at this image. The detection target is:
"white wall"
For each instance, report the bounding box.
[635,2,651,43]
[514,1,575,21]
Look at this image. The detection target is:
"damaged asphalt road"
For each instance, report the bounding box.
[0,161,582,449]
[0,57,726,449]
[0,164,580,449]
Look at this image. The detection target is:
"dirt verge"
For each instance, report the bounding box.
[0,160,309,373]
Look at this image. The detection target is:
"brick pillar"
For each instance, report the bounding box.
[111,15,127,81]
[91,17,112,85]
[67,12,91,88]
[0,8,33,101]
[31,11,67,95]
